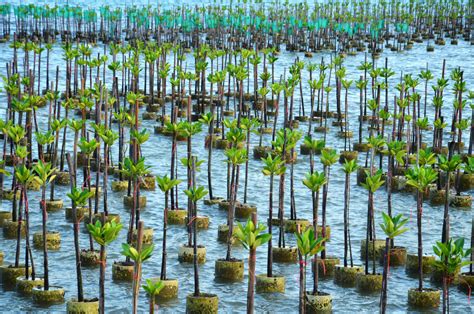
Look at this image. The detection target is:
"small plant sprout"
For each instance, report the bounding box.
[379,213,409,313]
[87,219,123,314]
[295,227,325,313]
[432,238,472,313]
[234,215,271,314]
[121,221,154,314]
[142,279,165,314]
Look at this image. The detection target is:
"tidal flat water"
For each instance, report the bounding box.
[0,1,473,313]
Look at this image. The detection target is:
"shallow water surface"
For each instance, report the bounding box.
[0,3,473,313]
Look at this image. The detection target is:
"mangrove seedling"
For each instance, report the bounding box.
[67,186,94,302]
[406,166,438,291]
[234,214,271,314]
[432,238,472,314]
[142,278,165,314]
[184,184,208,296]
[261,154,286,278]
[87,219,123,314]
[379,213,409,313]
[319,148,338,259]
[33,160,56,291]
[361,169,385,274]
[341,159,359,267]
[121,221,154,314]
[295,227,325,313]
[156,175,181,280]
[302,170,327,294]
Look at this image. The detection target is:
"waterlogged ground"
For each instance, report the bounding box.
[0,14,473,314]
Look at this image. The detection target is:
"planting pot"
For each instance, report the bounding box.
[65,207,89,221]
[312,111,327,118]
[360,239,386,260]
[406,253,435,274]
[306,225,331,239]
[451,141,464,151]
[185,215,210,229]
[305,291,332,313]
[284,219,310,233]
[272,150,297,164]
[33,231,61,250]
[204,135,217,148]
[178,245,206,264]
[314,256,340,277]
[450,194,472,208]
[290,120,300,129]
[355,273,383,293]
[429,189,446,206]
[256,274,285,293]
[337,131,353,139]
[0,265,31,288]
[431,146,448,155]
[132,227,154,245]
[332,120,346,127]
[1,189,21,200]
[140,175,156,190]
[439,172,456,187]
[235,204,257,219]
[204,197,224,205]
[218,200,242,211]
[458,272,474,293]
[300,143,312,155]
[272,246,298,263]
[3,220,26,239]
[66,298,99,314]
[27,179,42,191]
[214,259,244,281]
[112,261,134,281]
[45,199,64,212]
[89,186,102,196]
[142,112,157,120]
[123,195,147,208]
[186,293,218,314]
[43,153,57,164]
[393,166,407,176]
[217,224,237,244]
[357,168,370,185]
[382,246,407,266]
[80,249,100,267]
[314,126,328,133]
[259,127,273,134]
[3,154,14,166]
[152,278,178,300]
[339,150,358,163]
[146,103,161,112]
[16,276,44,294]
[334,265,364,286]
[407,288,440,308]
[214,139,230,150]
[111,180,129,192]
[167,209,188,225]
[55,171,71,186]
[459,173,474,191]
[87,213,121,225]
[32,286,65,304]
[389,175,407,192]
[0,210,12,227]
[353,142,370,152]
[431,269,460,285]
